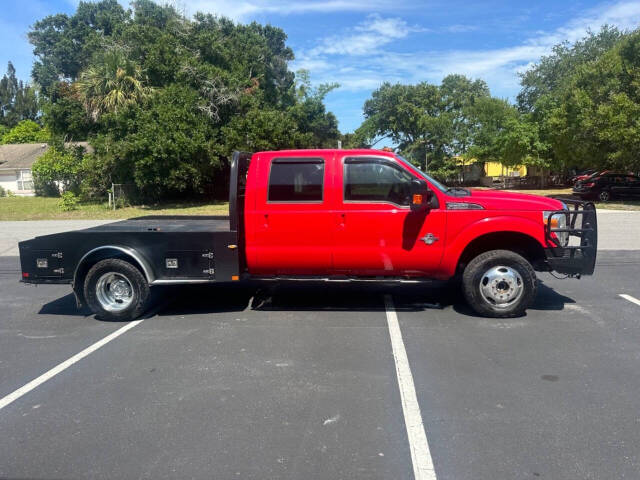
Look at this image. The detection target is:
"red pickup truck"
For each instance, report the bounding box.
[19,149,597,320]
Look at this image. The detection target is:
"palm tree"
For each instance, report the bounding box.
[74,49,151,119]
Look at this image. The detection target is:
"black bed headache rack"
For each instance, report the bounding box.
[544,197,598,276]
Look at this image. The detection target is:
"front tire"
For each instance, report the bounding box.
[462,250,537,318]
[84,258,150,321]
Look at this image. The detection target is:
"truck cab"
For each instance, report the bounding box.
[19,149,598,320]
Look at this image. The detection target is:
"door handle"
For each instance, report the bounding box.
[338,213,345,227]
[263,214,269,228]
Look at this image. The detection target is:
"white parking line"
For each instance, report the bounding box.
[619,294,640,307]
[384,295,437,480]
[0,320,144,412]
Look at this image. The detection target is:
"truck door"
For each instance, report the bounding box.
[249,153,333,275]
[332,155,446,276]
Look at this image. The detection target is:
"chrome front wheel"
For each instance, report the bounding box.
[462,249,537,318]
[95,272,135,311]
[478,265,523,309]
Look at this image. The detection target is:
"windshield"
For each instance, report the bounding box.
[395,155,448,192]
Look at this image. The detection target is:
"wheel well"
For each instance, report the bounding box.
[73,249,150,303]
[456,232,547,274]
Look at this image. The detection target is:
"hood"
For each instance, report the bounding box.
[458,189,565,211]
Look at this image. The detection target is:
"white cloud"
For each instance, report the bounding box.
[308,14,421,56]
[181,0,405,21]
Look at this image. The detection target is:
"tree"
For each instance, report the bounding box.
[32,145,85,195]
[0,62,39,127]
[467,97,519,163]
[546,29,640,172]
[42,82,93,140]
[362,81,448,169]
[440,74,490,157]
[74,48,152,119]
[516,26,631,172]
[288,70,340,147]
[517,26,624,112]
[28,0,128,92]
[28,0,341,200]
[359,76,495,178]
[1,120,49,144]
[89,85,218,199]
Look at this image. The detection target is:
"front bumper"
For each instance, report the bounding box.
[544,198,598,276]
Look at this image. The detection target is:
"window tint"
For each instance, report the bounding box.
[344,158,414,205]
[268,159,324,202]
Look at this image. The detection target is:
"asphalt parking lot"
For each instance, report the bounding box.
[1,242,640,479]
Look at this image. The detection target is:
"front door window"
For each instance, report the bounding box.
[344,159,413,206]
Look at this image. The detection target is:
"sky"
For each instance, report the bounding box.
[1,0,640,133]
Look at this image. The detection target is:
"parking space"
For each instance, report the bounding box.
[395,254,640,479]
[1,251,640,479]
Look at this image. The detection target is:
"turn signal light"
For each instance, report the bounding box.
[544,217,560,228]
[412,194,423,205]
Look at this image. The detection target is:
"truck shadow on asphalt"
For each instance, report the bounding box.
[38,280,575,321]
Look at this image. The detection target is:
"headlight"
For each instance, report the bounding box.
[543,210,569,247]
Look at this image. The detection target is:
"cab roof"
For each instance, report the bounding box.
[254,149,396,157]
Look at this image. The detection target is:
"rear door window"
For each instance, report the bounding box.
[268,158,324,202]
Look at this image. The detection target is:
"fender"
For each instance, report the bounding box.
[73,245,156,287]
[440,215,546,277]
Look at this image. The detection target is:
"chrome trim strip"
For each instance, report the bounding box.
[150,279,214,285]
[74,245,156,285]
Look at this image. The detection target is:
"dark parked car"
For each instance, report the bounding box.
[573,173,640,201]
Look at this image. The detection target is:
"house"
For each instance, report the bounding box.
[484,161,527,178]
[0,142,91,196]
[451,156,526,183]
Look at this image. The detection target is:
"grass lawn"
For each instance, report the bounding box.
[0,196,229,221]
[2,189,639,220]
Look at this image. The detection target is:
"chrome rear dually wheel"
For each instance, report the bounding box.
[84,258,150,321]
[95,272,135,312]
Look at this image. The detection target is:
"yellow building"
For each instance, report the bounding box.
[452,156,527,178]
[484,161,527,177]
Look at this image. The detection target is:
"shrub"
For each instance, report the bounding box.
[0,185,6,197]
[58,191,79,211]
[1,120,50,144]
[32,146,84,196]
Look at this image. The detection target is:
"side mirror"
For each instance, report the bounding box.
[410,178,432,212]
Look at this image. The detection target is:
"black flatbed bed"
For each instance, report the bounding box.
[83,216,231,233]
[19,152,251,294]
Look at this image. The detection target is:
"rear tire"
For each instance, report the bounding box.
[462,249,537,318]
[84,258,150,321]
